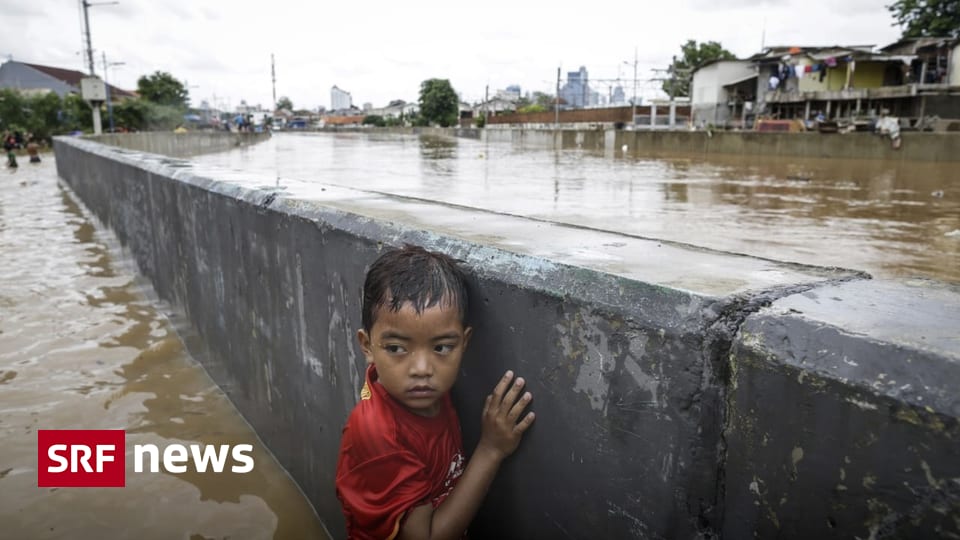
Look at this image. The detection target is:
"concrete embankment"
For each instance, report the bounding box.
[487,128,960,162]
[321,126,960,162]
[86,131,270,157]
[54,133,960,539]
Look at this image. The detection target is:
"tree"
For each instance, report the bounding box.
[362,114,386,127]
[532,91,554,109]
[888,0,960,38]
[418,79,459,127]
[276,96,293,111]
[136,71,190,107]
[662,40,736,98]
[0,89,100,139]
[518,104,547,114]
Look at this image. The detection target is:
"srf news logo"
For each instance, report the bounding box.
[38,430,254,488]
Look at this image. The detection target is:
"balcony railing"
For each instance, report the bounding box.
[763,83,954,103]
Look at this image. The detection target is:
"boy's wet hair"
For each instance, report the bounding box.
[362,244,469,331]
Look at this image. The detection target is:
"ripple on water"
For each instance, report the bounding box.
[0,159,327,538]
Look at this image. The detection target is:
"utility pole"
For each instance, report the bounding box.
[632,47,638,126]
[555,66,560,130]
[271,53,277,111]
[484,84,489,125]
[80,0,117,134]
[623,48,638,127]
[81,0,119,75]
[82,1,95,74]
[102,52,123,133]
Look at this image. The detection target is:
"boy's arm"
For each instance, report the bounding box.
[398,371,535,540]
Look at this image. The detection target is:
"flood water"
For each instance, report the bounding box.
[191,132,960,284]
[0,160,328,539]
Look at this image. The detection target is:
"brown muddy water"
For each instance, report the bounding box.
[0,160,328,539]
[190,132,960,284]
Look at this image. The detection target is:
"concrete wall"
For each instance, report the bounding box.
[87,131,270,158]
[487,129,960,162]
[487,106,692,126]
[53,135,960,539]
[724,279,960,539]
[613,130,960,162]
[323,127,960,161]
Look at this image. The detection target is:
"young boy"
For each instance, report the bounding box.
[336,244,536,540]
[26,136,41,164]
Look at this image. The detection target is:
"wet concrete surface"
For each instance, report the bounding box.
[188,132,960,284]
[0,160,328,539]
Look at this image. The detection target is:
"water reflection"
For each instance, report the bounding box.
[185,133,959,283]
[0,160,327,539]
[418,134,458,180]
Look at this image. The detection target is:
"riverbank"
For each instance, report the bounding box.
[315,126,960,162]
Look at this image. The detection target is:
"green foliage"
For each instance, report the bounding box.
[384,116,403,127]
[136,71,190,107]
[362,114,386,127]
[474,113,486,128]
[531,91,555,109]
[276,96,293,110]
[888,0,960,38]
[0,89,93,140]
[663,40,736,97]
[418,79,459,127]
[518,104,547,114]
[112,98,183,131]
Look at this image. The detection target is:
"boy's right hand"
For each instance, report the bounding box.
[477,370,535,462]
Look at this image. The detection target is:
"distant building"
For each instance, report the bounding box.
[331,85,352,110]
[474,97,516,117]
[611,85,626,105]
[498,84,522,102]
[560,66,600,108]
[0,60,135,99]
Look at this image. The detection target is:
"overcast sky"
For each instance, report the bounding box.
[2,0,903,111]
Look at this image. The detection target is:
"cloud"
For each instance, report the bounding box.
[3,3,49,17]
[5,0,903,109]
[689,0,791,8]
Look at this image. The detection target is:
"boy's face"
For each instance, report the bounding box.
[358,298,472,418]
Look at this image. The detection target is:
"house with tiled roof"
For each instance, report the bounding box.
[0,60,136,99]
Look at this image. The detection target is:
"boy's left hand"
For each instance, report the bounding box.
[476,370,535,461]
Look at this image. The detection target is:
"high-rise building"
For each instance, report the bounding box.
[611,85,626,105]
[560,67,599,108]
[331,85,352,111]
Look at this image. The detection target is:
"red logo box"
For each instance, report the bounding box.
[38,430,126,487]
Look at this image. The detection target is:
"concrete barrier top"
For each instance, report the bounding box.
[738,278,960,416]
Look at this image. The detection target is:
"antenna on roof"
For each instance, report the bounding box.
[760,16,767,51]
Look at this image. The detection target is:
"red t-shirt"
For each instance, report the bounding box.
[336,364,465,540]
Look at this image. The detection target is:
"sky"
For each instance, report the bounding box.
[2,0,904,111]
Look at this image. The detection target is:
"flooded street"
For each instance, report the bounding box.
[190,132,960,283]
[0,160,328,539]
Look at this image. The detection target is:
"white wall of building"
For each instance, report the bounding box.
[691,61,754,127]
[951,43,960,86]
